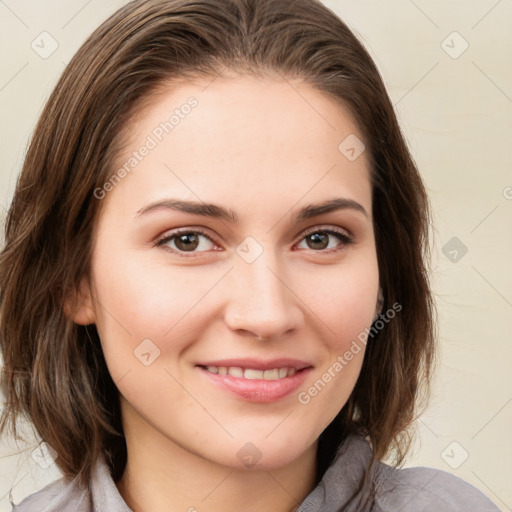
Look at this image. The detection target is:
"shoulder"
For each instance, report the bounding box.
[10,456,131,512]
[10,476,90,512]
[314,435,501,512]
[375,463,501,511]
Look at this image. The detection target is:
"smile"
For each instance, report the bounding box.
[202,366,297,380]
[196,360,312,403]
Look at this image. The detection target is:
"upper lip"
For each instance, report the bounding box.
[196,358,313,371]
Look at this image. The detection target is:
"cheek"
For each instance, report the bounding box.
[94,248,205,329]
[90,251,226,376]
[300,257,379,345]
[295,282,372,429]
[292,257,378,415]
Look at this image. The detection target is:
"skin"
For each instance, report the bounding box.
[73,73,380,512]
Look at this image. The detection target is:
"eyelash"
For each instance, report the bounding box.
[155,226,353,257]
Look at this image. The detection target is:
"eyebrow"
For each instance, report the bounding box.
[135,197,368,222]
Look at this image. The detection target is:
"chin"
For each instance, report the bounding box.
[205,435,316,472]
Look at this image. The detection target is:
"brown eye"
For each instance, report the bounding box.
[156,229,217,255]
[297,228,353,252]
[306,232,329,250]
[174,232,200,251]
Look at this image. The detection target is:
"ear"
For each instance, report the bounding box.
[63,276,96,325]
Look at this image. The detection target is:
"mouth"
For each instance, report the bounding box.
[195,359,313,403]
[199,365,300,380]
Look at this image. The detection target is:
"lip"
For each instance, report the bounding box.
[196,358,312,371]
[196,358,313,403]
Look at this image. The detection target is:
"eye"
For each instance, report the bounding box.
[155,228,218,255]
[155,226,353,257]
[296,227,353,252]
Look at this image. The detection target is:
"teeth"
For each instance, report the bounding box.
[203,366,299,380]
[228,367,243,377]
[244,368,264,379]
[263,369,279,380]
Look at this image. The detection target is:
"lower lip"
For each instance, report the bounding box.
[196,366,312,403]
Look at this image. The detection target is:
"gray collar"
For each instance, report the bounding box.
[12,433,501,511]
[88,434,376,512]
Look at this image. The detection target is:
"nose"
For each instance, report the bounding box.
[223,246,303,341]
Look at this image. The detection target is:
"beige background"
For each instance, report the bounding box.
[0,0,511,510]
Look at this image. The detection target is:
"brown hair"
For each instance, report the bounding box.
[0,0,435,491]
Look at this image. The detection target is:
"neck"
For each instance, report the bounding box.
[116,405,318,512]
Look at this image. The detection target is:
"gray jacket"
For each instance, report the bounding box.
[10,434,501,511]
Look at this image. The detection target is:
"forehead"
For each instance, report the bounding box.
[104,75,372,219]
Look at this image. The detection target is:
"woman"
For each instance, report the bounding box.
[0,0,500,510]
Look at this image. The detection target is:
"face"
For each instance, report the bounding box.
[76,74,380,471]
